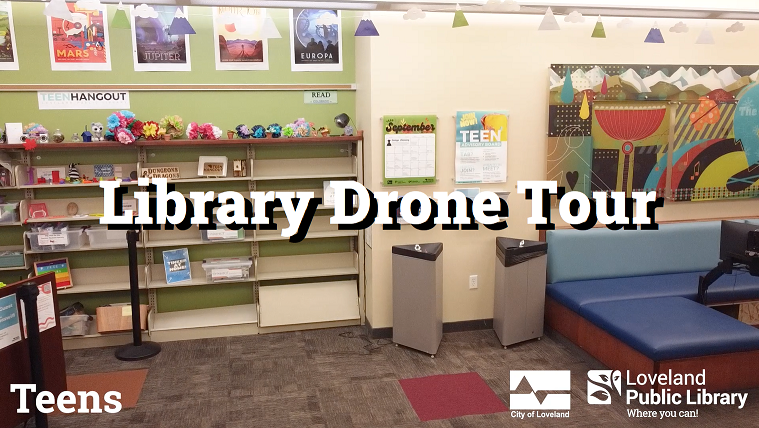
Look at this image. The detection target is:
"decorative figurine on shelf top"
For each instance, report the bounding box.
[227,130,235,139]
[52,129,65,143]
[187,122,200,140]
[24,123,48,143]
[159,115,184,139]
[282,123,295,138]
[142,121,160,140]
[81,126,93,142]
[251,125,266,139]
[68,163,80,182]
[70,133,81,142]
[235,124,251,139]
[91,122,105,141]
[319,126,330,137]
[267,123,281,138]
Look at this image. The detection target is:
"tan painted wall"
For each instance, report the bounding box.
[357,12,759,328]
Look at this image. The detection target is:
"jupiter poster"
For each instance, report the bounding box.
[0,1,18,70]
[289,8,342,72]
[131,5,191,72]
[213,7,268,71]
[46,1,111,71]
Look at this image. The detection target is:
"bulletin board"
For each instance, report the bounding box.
[546,63,759,203]
[382,115,437,186]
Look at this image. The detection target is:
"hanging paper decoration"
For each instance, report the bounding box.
[601,75,608,94]
[644,22,664,43]
[403,7,426,20]
[168,8,195,36]
[261,16,282,39]
[564,11,584,24]
[726,22,745,33]
[560,67,574,104]
[538,7,560,31]
[43,0,73,21]
[579,93,590,119]
[670,21,689,33]
[452,4,468,28]
[696,27,715,44]
[591,16,606,38]
[355,13,379,36]
[111,2,130,29]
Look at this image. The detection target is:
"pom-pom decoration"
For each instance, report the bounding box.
[267,123,282,138]
[116,128,135,145]
[187,122,200,140]
[142,121,160,140]
[199,123,216,140]
[235,124,251,139]
[282,124,295,137]
[106,110,140,144]
[251,125,266,138]
[212,126,222,140]
[159,115,185,139]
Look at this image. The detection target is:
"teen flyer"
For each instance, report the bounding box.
[455,111,508,184]
[46,1,111,71]
[131,5,191,72]
[0,1,18,70]
[289,8,342,72]
[213,7,268,71]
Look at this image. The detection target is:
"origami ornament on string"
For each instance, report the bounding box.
[261,15,282,39]
[168,8,195,36]
[696,26,715,44]
[43,0,73,21]
[591,16,606,38]
[644,22,665,43]
[355,13,379,36]
[452,4,468,28]
[111,1,130,29]
[538,7,560,31]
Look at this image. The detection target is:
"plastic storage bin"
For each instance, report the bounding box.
[60,314,91,337]
[200,224,245,242]
[0,250,24,268]
[202,257,253,283]
[26,229,85,252]
[85,226,128,248]
[0,202,19,224]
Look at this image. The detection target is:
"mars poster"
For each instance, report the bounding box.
[131,5,191,72]
[46,2,110,71]
[0,1,18,70]
[289,8,342,72]
[213,7,268,71]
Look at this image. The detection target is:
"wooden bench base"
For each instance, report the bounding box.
[546,296,759,393]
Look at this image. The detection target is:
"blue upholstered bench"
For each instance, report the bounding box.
[579,297,759,360]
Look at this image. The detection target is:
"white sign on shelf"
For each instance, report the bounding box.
[37,91,130,110]
[304,90,337,104]
[212,268,243,279]
[206,229,239,240]
[37,232,69,246]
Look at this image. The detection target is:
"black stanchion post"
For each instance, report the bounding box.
[16,283,48,428]
[115,229,161,361]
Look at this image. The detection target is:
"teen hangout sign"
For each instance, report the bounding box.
[37,91,130,110]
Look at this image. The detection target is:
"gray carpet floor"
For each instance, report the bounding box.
[15,327,759,427]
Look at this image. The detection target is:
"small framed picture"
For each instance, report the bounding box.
[34,258,73,290]
[198,156,228,177]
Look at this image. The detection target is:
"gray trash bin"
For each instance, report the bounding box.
[392,243,443,357]
[494,238,548,348]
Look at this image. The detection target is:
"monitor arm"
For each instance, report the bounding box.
[698,253,759,305]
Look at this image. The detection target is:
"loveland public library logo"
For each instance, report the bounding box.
[509,370,570,419]
[587,370,622,404]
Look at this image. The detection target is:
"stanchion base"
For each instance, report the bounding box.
[115,341,161,361]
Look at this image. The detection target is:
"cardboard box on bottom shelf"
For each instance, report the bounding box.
[96,304,149,333]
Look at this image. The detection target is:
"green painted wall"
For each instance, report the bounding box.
[0,3,355,133]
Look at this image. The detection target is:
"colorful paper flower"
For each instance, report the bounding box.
[131,120,144,138]
[282,125,295,137]
[107,114,121,130]
[236,124,251,139]
[159,115,184,139]
[116,128,135,144]
[267,123,282,138]
[187,122,199,140]
[251,125,266,138]
[142,121,159,140]
[199,123,215,140]
[212,126,222,140]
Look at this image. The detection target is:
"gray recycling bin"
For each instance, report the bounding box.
[392,243,443,357]
[494,238,548,348]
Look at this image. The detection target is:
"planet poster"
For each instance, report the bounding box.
[213,7,268,71]
[46,1,110,71]
[0,1,18,70]
[131,5,191,72]
[289,8,342,72]
[455,111,509,184]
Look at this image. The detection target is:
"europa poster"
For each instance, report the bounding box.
[455,111,509,184]
[0,1,18,70]
[213,7,268,71]
[131,5,191,72]
[46,2,110,71]
[289,8,342,72]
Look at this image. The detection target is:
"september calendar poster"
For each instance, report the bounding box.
[47,2,111,71]
[0,1,19,70]
[382,115,437,186]
[455,111,508,184]
[289,8,342,72]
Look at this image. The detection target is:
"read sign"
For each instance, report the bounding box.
[304,90,337,104]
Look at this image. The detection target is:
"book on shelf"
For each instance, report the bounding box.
[163,248,191,284]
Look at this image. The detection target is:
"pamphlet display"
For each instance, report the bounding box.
[20,281,56,337]
[0,294,21,350]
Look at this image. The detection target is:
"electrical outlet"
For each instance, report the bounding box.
[469,275,478,290]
